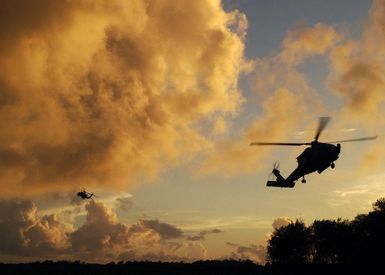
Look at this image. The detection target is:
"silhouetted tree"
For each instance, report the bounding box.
[267,198,385,266]
[311,219,353,264]
[351,198,385,264]
[267,219,312,264]
[372,197,385,212]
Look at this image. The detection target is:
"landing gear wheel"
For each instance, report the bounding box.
[331,163,335,169]
[301,177,306,183]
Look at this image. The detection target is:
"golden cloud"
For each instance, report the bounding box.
[0,0,246,196]
[199,88,307,176]
[0,198,208,263]
[0,199,69,260]
[272,217,292,230]
[328,0,385,118]
[198,22,340,176]
[279,23,340,65]
[68,200,206,262]
[327,0,385,171]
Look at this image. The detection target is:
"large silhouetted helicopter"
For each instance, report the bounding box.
[250,117,377,188]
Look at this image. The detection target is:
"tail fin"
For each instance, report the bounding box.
[272,169,285,183]
[266,169,294,188]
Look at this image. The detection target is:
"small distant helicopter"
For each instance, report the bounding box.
[250,117,377,188]
[77,189,95,200]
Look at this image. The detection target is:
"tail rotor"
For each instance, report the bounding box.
[273,161,280,170]
[268,161,280,180]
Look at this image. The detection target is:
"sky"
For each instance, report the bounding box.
[1,0,385,264]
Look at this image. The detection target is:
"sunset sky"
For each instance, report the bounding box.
[1,0,385,264]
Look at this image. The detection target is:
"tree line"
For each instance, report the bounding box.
[267,198,385,265]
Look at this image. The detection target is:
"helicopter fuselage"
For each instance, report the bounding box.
[254,117,376,188]
[295,142,340,175]
[77,191,94,199]
[267,142,341,187]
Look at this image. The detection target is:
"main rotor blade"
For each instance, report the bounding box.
[250,142,309,146]
[326,136,378,143]
[314,117,331,141]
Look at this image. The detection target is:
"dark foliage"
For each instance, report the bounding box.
[0,260,264,275]
[267,197,385,267]
[267,220,312,264]
[312,219,354,264]
[1,261,383,275]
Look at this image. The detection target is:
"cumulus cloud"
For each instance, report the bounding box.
[200,88,308,175]
[226,242,266,264]
[114,196,134,213]
[0,198,208,263]
[225,217,292,264]
[0,199,69,259]
[198,22,341,176]
[0,0,246,197]
[69,200,127,256]
[272,217,292,230]
[130,219,184,240]
[117,241,207,262]
[186,228,223,241]
[68,200,206,262]
[328,0,385,118]
[325,0,385,170]
[255,23,339,98]
[279,23,340,65]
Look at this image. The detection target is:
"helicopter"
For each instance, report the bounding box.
[77,189,95,200]
[250,117,377,188]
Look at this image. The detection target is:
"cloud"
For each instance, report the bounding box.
[68,200,204,262]
[114,196,134,213]
[325,0,385,171]
[0,0,246,197]
[327,173,385,210]
[279,23,340,65]
[69,200,127,257]
[255,23,339,97]
[328,44,385,116]
[328,0,385,118]
[223,216,293,264]
[0,198,206,263]
[130,219,184,240]
[272,217,292,230]
[199,88,308,175]
[117,241,207,262]
[186,228,223,241]
[197,21,341,176]
[0,199,69,259]
[226,242,266,264]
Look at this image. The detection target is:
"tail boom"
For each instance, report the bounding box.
[266,169,295,188]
